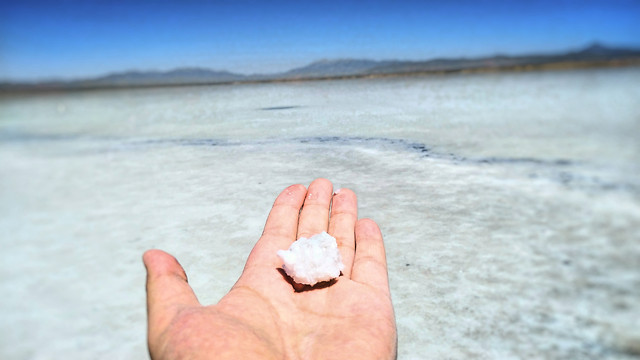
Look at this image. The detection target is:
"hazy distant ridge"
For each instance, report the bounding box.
[86,68,243,86]
[290,43,640,77]
[3,43,640,91]
[279,59,394,78]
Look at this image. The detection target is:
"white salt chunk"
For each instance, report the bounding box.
[277,232,344,286]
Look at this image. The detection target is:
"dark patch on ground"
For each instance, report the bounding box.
[260,106,300,111]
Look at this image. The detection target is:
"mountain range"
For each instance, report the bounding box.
[3,43,640,92]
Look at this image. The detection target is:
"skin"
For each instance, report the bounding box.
[143,178,397,359]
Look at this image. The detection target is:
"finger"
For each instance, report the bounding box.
[297,178,333,239]
[351,219,390,295]
[245,183,307,269]
[143,250,199,340]
[328,188,357,278]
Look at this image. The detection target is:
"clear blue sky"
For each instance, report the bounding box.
[1,0,639,81]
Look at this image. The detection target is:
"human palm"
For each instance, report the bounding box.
[143,179,397,359]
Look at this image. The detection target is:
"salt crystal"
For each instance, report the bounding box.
[277,232,344,286]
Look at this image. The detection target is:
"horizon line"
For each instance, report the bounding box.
[2,41,640,87]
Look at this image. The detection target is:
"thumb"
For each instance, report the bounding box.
[143,249,200,339]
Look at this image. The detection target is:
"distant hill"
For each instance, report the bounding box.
[2,43,639,92]
[363,43,640,76]
[84,67,245,86]
[278,59,394,78]
[567,43,640,58]
[276,43,640,79]
[1,67,246,91]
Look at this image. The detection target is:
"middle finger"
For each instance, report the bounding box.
[297,178,333,239]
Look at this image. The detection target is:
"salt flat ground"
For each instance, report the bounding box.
[1,68,639,359]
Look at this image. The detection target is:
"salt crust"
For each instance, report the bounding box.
[277,232,344,286]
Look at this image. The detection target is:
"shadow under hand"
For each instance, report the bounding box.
[277,268,339,292]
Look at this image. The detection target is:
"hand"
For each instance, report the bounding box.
[143,178,397,359]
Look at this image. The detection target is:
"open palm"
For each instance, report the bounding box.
[143,179,397,359]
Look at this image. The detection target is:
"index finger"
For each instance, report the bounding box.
[244,183,307,270]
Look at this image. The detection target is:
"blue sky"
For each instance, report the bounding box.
[1,0,639,81]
